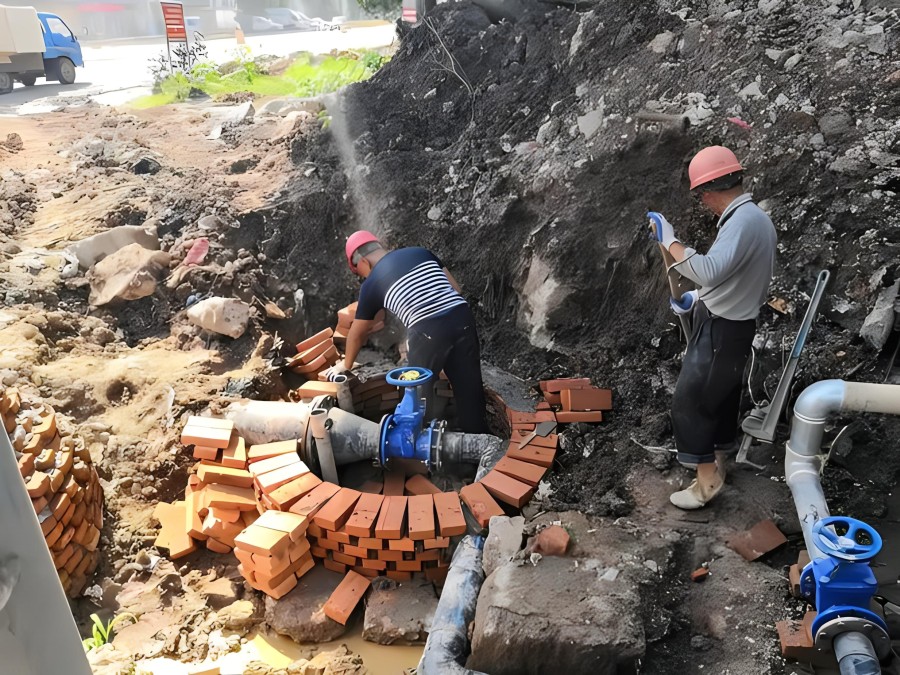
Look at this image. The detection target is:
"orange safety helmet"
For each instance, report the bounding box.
[345,230,380,273]
[688,146,743,190]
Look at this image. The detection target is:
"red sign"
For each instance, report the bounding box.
[161,2,186,40]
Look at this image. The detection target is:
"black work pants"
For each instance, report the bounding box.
[406,304,487,434]
[672,301,756,465]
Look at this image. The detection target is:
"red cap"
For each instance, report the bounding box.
[345,230,380,273]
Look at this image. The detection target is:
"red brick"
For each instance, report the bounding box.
[459,482,504,529]
[293,338,334,366]
[205,484,258,511]
[234,525,291,558]
[249,452,302,477]
[332,550,359,566]
[361,558,387,571]
[210,506,241,523]
[313,488,362,531]
[358,537,384,550]
[197,464,254,488]
[342,543,369,559]
[290,481,342,518]
[267,472,323,511]
[255,461,310,495]
[181,424,233,449]
[539,378,590,393]
[254,510,308,541]
[560,387,612,412]
[505,442,556,468]
[248,440,299,462]
[323,557,348,574]
[258,573,298,600]
[319,537,340,552]
[378,548,404,562]
[327,528,353,544]
[221,433,247,469]
[788,564,801,597]
[344,492,384,537]
[555,411,603,423]
[337,303,356,328]
[201,512,244,546]
[386,570,413,582]
[206,537,232,554]
[193,445,220,461]
[432,491,467,537]
[423,536,450,549]
[776,616,816,661]
[154,501,197,559]
[323,570,370,625]
[408,494,436,540]
[295,327,334,354]
[543,392,562,406]
[387,537,415,552]
[383,470,405,496]
[691,567,709,583]
[394,559,423,573]
[424,564,449,584]
[494,455,547,487]
[480,470,534,508]
[405,474,440,496]
[374,496,407,539]
[294,381,340,400]
[359,480,383,494]
[353,565,380,578]
[507,409,556,425]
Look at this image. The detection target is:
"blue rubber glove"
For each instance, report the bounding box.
[648,212,680,251]
[670,290,698,316]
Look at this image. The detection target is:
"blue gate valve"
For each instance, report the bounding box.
[379,367,441,469]
[799,516,889,654]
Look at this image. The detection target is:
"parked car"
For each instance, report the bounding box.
[0,6,84,94]
[236,14,283,32]
[264,8,320,31]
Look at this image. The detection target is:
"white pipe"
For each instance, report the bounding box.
[309,409,339,484]
[786,380,900,560]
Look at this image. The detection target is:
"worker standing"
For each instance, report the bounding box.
[649,146,777,510]
[325,231,488,434]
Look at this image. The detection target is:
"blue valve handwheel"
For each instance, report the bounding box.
[386,367,433,387]
[811,517,882,562]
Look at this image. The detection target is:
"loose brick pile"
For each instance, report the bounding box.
[333,302,385,348]
[540,378,612,423]
[2,387,103,597]
[285,327,341,380]
[160,374,612,613]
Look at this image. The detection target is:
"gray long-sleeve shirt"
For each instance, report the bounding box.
[673,194,777,321]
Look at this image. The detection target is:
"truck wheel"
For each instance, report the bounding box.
[0,73,12,94]
[57,58,76,85]
[19,75,36,87]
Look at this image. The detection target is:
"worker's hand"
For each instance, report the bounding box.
[648,212,680,251]
[323,363,350,382]
[670,290,698,316]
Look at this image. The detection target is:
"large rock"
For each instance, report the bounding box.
[67,223,159,269]
[362,579,437,645]
[468,556,645,674]
[265,567,347,643]
[860,279,900,350]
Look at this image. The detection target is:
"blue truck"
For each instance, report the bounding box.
[0,6,84,94]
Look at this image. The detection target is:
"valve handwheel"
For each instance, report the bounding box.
[811,516,882,562]
[386,367,433,388]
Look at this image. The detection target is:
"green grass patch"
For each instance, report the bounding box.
[132,51,387,109]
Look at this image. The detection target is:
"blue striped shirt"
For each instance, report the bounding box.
[356,247,467,328]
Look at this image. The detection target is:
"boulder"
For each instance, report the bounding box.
[265,567,347,643]
[186,297,251,339]
[483,515,524,577]
[468,556,645,674]
[860,279,900,350]
[362,579,437,645]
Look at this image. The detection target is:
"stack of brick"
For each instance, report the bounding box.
[246,439,318,512]
[285,328,340,381]
[350,375,399,418]
[300,474,465,584]
[540,378,612,423]
[333,302,385,348]
[2,387,103,598]
[157,415,258,559]
[233,511,315,599]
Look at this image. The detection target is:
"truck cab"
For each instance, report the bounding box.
[0,6,84,94]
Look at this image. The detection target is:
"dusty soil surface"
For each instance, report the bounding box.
[1,0,899,672]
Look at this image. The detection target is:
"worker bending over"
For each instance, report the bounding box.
[649,146,777,509]
[327,231,488,434]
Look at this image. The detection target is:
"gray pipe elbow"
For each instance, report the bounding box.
[793,379,847,422]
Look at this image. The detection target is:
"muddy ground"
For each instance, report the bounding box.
[1,0,899,673]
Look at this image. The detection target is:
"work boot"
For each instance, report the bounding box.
[670,462,725,510]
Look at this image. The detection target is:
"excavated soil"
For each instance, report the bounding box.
[1,0,899,673]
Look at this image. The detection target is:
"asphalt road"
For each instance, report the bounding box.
[0,23,396,115]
